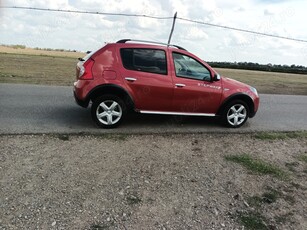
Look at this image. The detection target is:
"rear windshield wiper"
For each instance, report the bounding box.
[78,57,85,61]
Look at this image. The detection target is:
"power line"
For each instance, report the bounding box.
[177,17,307,43]
[2,6,307,43]
[0,6,173,19]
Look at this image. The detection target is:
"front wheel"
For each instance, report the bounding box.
[91,95,126,129]
[222,100,249,128]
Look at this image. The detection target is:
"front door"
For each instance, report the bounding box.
[171,52,222,114]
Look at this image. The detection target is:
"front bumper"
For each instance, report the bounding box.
[249,96,260,118]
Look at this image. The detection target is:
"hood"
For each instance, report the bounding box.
[221,76,250,90]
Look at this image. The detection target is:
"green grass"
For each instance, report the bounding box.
[56,134,70,141]
[243,186,296,228]
[90,223,114,230]
[238,212,268,230]
[261,190,279,204]
[275,212,294,224]
[90,224,108,230]
[126,194,142,205]
[225,154,287,178]
[285,162,299,172]
[299,154,307,163]
[247,196,264,208]
[247,189,280,207]
[254,131,307,140]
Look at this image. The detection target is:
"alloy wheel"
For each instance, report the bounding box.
[227,104,247,126]
[96,100,123,125]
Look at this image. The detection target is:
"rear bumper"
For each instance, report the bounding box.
[73,84,89,108]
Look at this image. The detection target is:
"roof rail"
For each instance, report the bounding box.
[116,39,187,51]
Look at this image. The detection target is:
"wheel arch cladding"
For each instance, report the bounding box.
[88,84,135,111]
[217,93,255,117]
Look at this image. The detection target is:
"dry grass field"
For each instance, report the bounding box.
[1,46,306,95]
[0,45,83,58]
[0,53,77,85]
[216,68,307,95]
[0,46,82,85]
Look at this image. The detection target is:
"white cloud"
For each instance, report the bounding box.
[0,0,306,65]
[9,0,70,8]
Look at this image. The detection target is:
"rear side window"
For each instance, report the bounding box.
[120,48,167,75]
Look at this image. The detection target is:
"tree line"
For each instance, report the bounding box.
[208,61,307,75]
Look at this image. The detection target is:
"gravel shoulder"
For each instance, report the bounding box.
[0,133,306,229]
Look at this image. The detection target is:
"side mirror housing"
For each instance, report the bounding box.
[213,73,221,81]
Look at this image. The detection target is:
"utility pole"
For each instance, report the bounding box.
[167,12,177,46]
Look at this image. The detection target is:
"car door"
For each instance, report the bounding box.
[119,48,173,111]
[171,52,222,114]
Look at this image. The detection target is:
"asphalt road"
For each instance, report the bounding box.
[0,83,306,134]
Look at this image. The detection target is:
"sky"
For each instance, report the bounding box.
[1,0,307,66]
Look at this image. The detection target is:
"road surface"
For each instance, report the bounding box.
[0,83,306,134]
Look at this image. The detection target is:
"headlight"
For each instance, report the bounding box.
[250,87,258,96]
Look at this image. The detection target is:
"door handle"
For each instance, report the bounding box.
[175,83,186,88]
[125,77,137,82]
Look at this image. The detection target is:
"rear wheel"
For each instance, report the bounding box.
[91,95,126,128]
[222,100,249,128]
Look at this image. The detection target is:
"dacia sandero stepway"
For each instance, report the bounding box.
[74,39,259,128]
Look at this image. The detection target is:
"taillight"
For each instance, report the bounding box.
[78,59,94,80]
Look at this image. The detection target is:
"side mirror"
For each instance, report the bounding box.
[213,73,221,81]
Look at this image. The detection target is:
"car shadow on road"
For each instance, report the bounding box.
[50,105,94,129]
[53,106,256,133]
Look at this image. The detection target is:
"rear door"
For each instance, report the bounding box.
[119,47,173,111]
[170,52,223,114]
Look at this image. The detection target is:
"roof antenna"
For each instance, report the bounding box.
[167,12,177,46]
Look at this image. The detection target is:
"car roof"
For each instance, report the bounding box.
[115,39,187,51]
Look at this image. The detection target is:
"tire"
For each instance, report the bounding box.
[222,100,249,128]
[91,95,126,129]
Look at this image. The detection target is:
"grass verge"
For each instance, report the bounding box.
[254,131,307,140]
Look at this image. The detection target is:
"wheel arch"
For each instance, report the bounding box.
[217,93,255,118]
[88,84,135,111]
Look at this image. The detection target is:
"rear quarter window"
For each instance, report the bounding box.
[120,48,167,75]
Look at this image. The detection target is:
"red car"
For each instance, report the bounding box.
[74,39,259,128]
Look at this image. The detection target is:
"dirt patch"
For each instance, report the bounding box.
[0,133,306,229]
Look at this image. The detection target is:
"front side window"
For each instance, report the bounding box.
[173,52,211,81]
[120,48,167,75]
